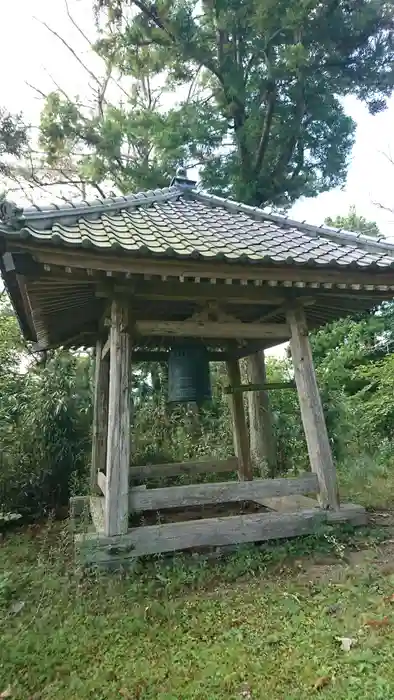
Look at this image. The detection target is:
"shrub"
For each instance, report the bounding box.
[0,351,92,519]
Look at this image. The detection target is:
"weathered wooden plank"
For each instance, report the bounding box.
[226,359,252,480]
[136,320,290,340]
[287,306,340,510]
[97,279,289,305]
[69,495,90,518]
[326,503,367,526]
[225,381,295,394]
[129,457,238,481]
[90,339,109,494]
[257,494,319,512]
[101,336,111,359]
[247,351,278,478]
[129,474,318,512]
[26,245,394,286]
[76,509,326,564]
[105,300,131,536]
[90,496,105,533]
[132,350,227,362]
[97,471,107,496]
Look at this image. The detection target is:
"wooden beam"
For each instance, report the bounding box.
[98,279,289,305]
[129,474,318,512]
[90,496,105,533]
[76,509,326,563]
[97,471,107,495]
[69,495,90,519]
[104,300,131,536]
[132,350,227,362]
[129,457,238,481]
[136,320,290,340]
[101,336,110,359]
[224,381,295,394]
[287,305,339,510]
[90,339,109,494]
[247,351,278,478]
[22,244,394,286]
[226,359,252,480]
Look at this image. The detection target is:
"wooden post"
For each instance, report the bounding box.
[90,338,110,494]
[287,306,339,510]
[226,359,252,481]
[104,300,132,536]
[247,351,278,478]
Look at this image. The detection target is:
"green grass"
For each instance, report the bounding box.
[1,522,394,699]
[339,452,394,509]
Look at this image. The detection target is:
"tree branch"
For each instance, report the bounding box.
[34,17,103,89]
[254,81,276,174]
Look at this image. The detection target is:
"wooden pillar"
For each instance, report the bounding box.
[247,351,277,478]
[287,306,339,510]
[104,300,132,536]
[90,338,110,493]
[226,358,252,481]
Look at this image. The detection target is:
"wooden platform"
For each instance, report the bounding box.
[73,488,367,568]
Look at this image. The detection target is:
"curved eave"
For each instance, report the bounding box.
[0,261,37,342]
[4,227,394,272]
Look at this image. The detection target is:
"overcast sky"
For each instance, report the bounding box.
[2,0,394,239]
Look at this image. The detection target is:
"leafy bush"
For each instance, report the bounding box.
[0,350,92,519]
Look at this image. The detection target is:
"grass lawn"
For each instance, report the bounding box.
[1,519,394,699]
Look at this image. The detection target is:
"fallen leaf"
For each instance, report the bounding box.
[365,616,390,628]
[335,636,356,652]
[313,676,331,691]
[0,688,12,698]
[384,594,394,604]
[10,600,25,615]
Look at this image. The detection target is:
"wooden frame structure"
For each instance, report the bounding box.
[2,178,394,567]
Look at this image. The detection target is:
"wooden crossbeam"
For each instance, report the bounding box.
[75,503,367,565]
[129,474,318,512]
[76,509,326,562]
[224,381,295,394]
[136,320,290,340]
[101,336,111,359]
[132,350,228,362]
[129,457,238,480]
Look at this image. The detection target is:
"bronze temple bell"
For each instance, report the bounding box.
[168,344,212,404]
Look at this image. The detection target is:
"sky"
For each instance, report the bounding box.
[2,0,394,357]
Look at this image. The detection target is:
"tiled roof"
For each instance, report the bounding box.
[1,186,394,270]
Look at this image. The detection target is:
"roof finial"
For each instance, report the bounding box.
[0,200,24,226]
[170,166,197,189]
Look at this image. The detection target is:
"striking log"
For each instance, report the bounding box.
[224,381,295,394]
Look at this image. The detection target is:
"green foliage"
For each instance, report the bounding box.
[91,0,394,207]
[0,330,92,519]
[325,205,381,237]
[0,107,28,176]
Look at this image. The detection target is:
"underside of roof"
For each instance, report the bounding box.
[1,185,394,352]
